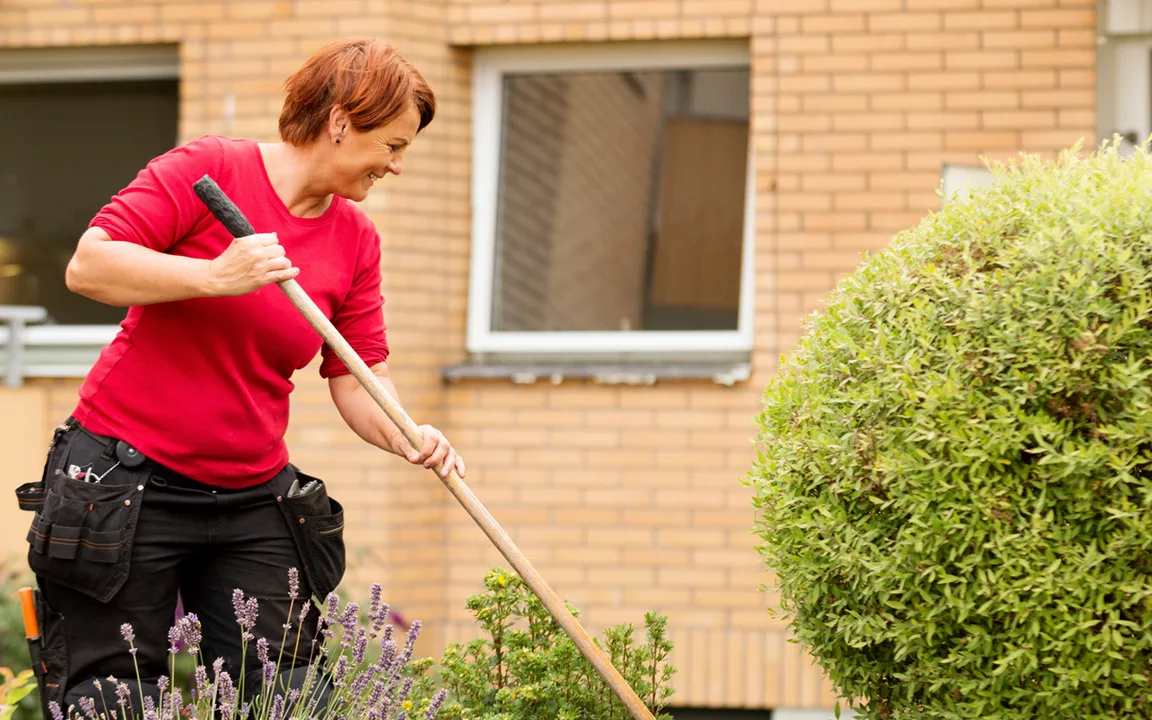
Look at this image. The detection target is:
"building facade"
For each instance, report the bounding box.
[0,0,1112,715]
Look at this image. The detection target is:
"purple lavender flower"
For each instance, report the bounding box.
[396,712,407,720]
[332,656,350,688]
[367,678,386,709]
[167,686,183,720]
[178,613,202,655]
[287,567,299,599]
[257,637,270,665]
[158,676,168,694]
[115,681,131,711]
[119,623,134,644]
[195,665,209,701]
[232,589,259,640]
[78,696,97,719]
[268,694,285,720]
[48,700,63,720]
[425,689,447,719]
[353,628,369,664]
[397,677,415,705]
[218,668,237,714]
[338,601,359,634]
[298,600,311,625]
[167,625,181,654]
[143,695,156,718]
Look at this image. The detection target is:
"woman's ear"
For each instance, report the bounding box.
[327,106,349,145]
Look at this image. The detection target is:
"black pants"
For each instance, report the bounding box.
[19,419,347,718]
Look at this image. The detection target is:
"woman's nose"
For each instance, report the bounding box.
[388,157,404,175]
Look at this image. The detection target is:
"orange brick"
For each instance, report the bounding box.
[871,52,943,71]
[945,130,1021,149]
[802,212,868,231]
[945,10,1016,29]
[831,73,904,92]
[831,152,905,172]
[945,90,1019,109]
[983,29,1056,48]
[1022,129,1092,148]
[1058,109,1095,127]
[906,30,978,50]
[806,53,875,73]
[802,92,868,112]
[982,110,1057,129]
[609,0,680,19]
[908,0,980,7]
[1021,49,1095,68]
[908,70,980,90]
[801,14,866,33]
[868,11,942,31]
[872,92,944,111]
[1058,68,1095,87]
[830,111,905,130]
[1057,28,1095,46]
[779,34,830,53]
[539,2,608,21]
[832,32,904,52]
[945,50,1018,70]
[684,0,753,14]
[983,69,1057,88]
[1020,8,1093,27]
[830,0,902,10]
[874,131,945,152]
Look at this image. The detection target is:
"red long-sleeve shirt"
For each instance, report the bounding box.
[73,135,389,488]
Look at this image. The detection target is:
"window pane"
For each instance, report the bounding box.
[491,67,749,333]
[0,79,178,324]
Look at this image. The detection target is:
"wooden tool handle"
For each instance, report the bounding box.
[192,175,656,720]
[19,586,39,639]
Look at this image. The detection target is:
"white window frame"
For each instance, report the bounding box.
[467,40,755,356]
[1098,0,1152,149]
[0,44,178,374]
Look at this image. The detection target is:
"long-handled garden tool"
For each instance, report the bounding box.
[17,586,50,718]
[192,176,656,720]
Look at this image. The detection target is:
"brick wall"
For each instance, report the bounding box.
[0,0,1096,711]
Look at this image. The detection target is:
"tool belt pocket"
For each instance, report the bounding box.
[276,466,346,601]
[25,426,147,603]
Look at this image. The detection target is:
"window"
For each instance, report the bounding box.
[468,41,754,355]
[0,44,178,375]
[1098,1,1152,152]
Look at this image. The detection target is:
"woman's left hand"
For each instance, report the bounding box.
[393,425,466,479]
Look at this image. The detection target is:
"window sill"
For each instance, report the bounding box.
[442,355,752,387]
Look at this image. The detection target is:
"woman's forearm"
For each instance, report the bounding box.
[329,364,406,455]
[66,227,213,306]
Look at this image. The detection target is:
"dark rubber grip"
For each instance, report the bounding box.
[193,175,255,238]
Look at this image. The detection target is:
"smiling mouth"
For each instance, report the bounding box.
[368,172,381,181]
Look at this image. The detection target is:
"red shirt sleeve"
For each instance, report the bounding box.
[89,135,223,251]
[319,224,390,378]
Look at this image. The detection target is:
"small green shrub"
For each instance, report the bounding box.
[750,140,1152,719]
[413,567,676,720]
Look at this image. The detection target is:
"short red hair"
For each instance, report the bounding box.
[279,38,435,145]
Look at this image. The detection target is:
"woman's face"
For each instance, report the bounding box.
[330,104,421,202]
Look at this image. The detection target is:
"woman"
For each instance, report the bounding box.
[22,38,464,715]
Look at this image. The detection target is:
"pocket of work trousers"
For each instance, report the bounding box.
[273,465,347,601]
[25,426,148,603]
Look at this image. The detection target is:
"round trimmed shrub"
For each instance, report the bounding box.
[749,141,1152,719]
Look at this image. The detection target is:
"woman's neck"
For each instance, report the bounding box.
[259,141,333,219]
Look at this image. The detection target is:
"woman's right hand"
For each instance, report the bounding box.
[205,232,300,297]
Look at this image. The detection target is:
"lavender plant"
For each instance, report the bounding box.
[47,569,447,720]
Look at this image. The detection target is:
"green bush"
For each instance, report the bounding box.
[413,567,676,720]
[749,140,1152,719]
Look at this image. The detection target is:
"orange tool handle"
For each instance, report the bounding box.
[19,587,39,639]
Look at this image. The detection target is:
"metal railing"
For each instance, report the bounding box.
[0,306,114,387]
[0,305,48,387]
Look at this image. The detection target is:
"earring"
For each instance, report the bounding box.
[335,137,341,144]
